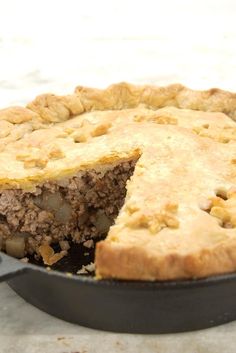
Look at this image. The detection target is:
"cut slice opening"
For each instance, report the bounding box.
[0,157,139,267]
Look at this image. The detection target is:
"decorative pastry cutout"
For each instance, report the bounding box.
[193,126,236,143]
[126,202,179,234]
[204,189,236,228]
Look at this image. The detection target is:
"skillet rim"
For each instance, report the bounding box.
[2,249,236,289]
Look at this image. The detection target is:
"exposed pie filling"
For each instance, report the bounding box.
[0,159,136,263]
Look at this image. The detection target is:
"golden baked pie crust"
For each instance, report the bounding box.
[0,82,236,280]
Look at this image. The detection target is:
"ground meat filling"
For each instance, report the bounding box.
[0,160,136,259]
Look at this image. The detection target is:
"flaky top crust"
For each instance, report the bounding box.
[29,83,236,121]
[0,82,236,189]
[1,82,236,280]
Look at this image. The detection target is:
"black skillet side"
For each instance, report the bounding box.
[1,248,236,334]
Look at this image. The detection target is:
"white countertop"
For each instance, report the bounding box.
[0,0,236,352]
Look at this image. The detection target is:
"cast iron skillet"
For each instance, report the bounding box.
[0,241,236,334]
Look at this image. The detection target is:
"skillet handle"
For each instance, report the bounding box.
[0,252,29,282]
